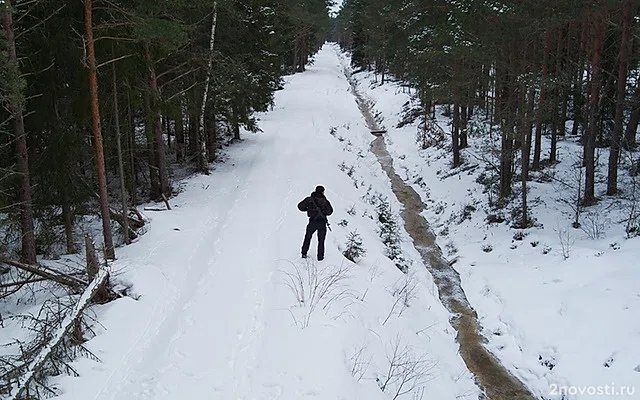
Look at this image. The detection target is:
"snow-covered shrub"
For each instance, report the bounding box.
[338,162,358,187]
[486,213,505,224]
[456,204,476,224]
[580,209,608,240]
[444,241,458,256]
[282,261,354,328]
[376,335,435,399]
[382,272,419,325]
[415,118,446,150]
[481,244,493,253]
[512,231,527,241]
[343,231,366,262]
[557,226,574,260]
[345,343,371,382]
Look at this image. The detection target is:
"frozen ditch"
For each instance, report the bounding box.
[345,70,537,400]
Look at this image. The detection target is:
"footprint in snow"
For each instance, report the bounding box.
[604,353,615,368]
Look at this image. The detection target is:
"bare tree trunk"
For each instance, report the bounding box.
[191,111,200,155]
[207,100,217,162]
[84,0,115,259]
[460,104,469,148]
[522,85,536,228]
[62,185,76,254]
[144,43,170,198]
[499,56,516,201]
[175,105,185,162]
[126,86,138,206]
[154,113,169,197]
[1,1,37,264]
[571,20,587,137]
[550,27,564,164]
[585,11,605,206]
[112,61,130,245]
[533,28,551,170]
[165,117,171,149]
[293,37,299,72]
[607,0,633,195]
[197,2,218,174]
[144,90,160,199]
[452,101,461,167]
[232,103,241,141]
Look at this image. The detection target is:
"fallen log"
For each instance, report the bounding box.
[109,206,144,240]
[6,267,109,400]
[0,257,86,289]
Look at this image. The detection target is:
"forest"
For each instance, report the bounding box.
[2,0,640,397]
[1,0,331,263]
[332,0,640,230]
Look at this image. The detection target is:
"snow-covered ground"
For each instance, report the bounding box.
[42,44,480,400]
[348,53,640,399]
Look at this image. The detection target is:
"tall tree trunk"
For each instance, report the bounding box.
[165,117,172,149]
[550,27,564,164]
[197,2,218,174]
[1,1,37,263]
[607,0,633,195]
[176,104,185,162]
[207,100,217,162]
[84,0,115,259]
[559,20,575,137]
[144,43,170,198]
[292,37,298,72]
[572,20,588,137]
[499,54,517,200]
[533,28,551,170]
[460,104,469,148]
[62,184,76,254]
[188,110,198,156]
[522,84,537,228]
[144,90,160,199]
[112,60,130,244]
[452,101,461,167]
[232,103,241,141]
[585,11,605,206]
[126,85,138,206]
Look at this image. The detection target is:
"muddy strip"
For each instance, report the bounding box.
[347,76,537,400]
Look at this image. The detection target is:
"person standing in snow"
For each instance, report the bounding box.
[298,185,333,261]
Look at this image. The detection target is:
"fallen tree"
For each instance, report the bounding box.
[0,234,117,398]
[0,257,87,290]
[6,267,109,400]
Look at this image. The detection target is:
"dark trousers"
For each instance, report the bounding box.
[301,220,327,259]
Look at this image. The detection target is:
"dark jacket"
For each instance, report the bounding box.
[298,192,333,222]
